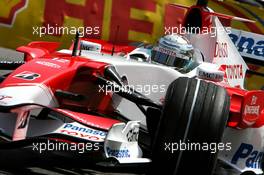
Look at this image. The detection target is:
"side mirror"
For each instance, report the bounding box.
[80,40,102,54]
[126,48,151,62]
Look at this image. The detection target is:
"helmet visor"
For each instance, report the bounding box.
[151,46,192,69]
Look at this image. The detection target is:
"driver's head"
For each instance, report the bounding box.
[151,34,194,69]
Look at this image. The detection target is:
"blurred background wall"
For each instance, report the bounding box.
[0,0,263,89]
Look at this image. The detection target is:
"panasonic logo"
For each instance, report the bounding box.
[232,143,263,169]
[229,31,264,60]
[63,123,106,136]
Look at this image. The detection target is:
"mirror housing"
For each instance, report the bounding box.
[196,63,224,82]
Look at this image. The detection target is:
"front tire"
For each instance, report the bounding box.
[148,77,230,175]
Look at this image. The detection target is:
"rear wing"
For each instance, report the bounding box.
[165,3,251,88]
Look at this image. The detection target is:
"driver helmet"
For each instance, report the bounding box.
[151,34,194,69]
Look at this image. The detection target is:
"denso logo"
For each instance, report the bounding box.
[214,42,228,58]
[0,0,28,26]
[231,143,263,169]
[229,33,264,58]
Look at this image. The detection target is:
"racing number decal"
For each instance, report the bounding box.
[14,71,40,80]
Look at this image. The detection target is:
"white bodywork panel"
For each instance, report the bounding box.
[219,127,264,174]
[0,111,109,143]
[187,17,248,88]
[104,121,151,163]
[0,85,57,107]
[59,49,189,125]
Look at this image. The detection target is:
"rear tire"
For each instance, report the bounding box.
[148,77,230,175]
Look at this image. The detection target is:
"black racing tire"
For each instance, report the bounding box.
[148,77,230,175]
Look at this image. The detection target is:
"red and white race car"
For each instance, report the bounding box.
[0,1,263,175]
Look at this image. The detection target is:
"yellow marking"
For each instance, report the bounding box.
[65,0,86,6]
[102,0,112,40]
[129,31,152,43]
[54,16,84,48]
[129,3,165,43]
[0,0,23,18]
[246,66,264,90]
[0,0,263,49]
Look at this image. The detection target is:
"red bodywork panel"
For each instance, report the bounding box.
[226,87,264,129]
[17,41,61,61]
[4,45,119,130]
[55,109,120,130]
[69,38,136,55]
[1,53,108,92]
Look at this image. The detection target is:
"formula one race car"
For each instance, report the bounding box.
[0,1,263,175]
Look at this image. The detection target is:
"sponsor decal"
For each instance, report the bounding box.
[198,70,223,82]
[52,58,69,63]
[80,40,101,52]
[214,42,228,58]
[231,143,263,169]
[0,95,13,105]
[35,61,61,69]
[153,46,177,57]
[243,95,260,125]
[244,105,260,116]
[14,71,40,80]
[0,95,12,101]
[63,123,106,136]
[229,29,264,61]
[57,123,106,142]
[106,147,130,158]
[251,96,257,105]
[225,64,243,80]
[126,128,139,142]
